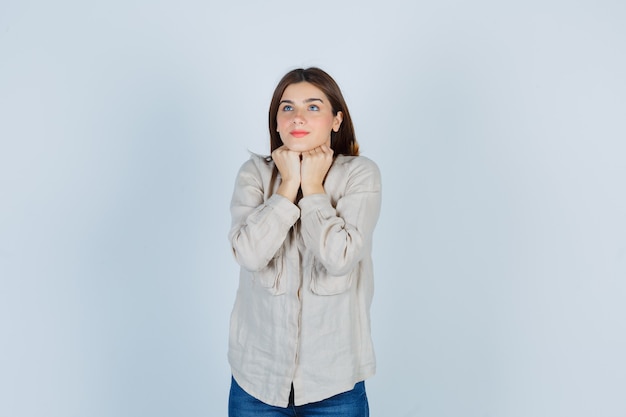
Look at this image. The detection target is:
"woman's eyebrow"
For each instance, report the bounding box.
[279,98,324,104]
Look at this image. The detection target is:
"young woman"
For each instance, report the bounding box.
[227,67,381,417]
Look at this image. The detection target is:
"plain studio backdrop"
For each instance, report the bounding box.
[1,1,624,416]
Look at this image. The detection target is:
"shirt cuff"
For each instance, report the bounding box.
[298,193,333,217]
[267,193,301,227]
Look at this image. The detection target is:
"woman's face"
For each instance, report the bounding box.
[276,82,343,152]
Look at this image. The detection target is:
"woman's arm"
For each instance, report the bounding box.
[298,157,382,276]
[228,158,300,272]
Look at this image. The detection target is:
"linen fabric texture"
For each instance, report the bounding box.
[228,153,381,407]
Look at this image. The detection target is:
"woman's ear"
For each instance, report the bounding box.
[332,111,343,132]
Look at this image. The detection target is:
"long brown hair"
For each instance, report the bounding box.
[268,67,359,157]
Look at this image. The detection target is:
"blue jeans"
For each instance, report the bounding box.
[228,377,369,417]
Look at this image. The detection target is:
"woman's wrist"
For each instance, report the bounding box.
[277,179,300,202]
[301,182,325,196]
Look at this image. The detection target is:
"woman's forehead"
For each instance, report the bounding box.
[281,82,328,101]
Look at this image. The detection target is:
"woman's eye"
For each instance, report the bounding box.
[282,105,293,111]
[308,105,320,111]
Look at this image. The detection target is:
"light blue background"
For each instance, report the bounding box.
[1,1,624,416]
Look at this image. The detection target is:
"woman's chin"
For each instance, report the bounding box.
[285,144,315,152]
[284,141,331,153]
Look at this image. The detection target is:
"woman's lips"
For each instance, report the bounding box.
[290,130,309,138]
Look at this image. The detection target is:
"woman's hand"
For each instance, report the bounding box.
[272,145,302,202]
[301,144,334,196]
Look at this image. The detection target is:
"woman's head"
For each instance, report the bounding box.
[269,67,359,156]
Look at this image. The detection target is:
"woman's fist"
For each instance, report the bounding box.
[301,145,334,196]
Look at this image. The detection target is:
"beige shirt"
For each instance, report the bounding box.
[228,153,381,407]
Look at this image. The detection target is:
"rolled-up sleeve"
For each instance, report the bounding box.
[298,158,381,276]
[229,159,300,272]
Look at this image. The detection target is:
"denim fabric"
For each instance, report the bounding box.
[228,377,369,417]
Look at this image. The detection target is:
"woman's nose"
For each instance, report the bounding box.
[292,110,305,124]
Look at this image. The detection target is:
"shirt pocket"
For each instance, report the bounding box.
[309,261,356,296]
[252,250,286,295]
